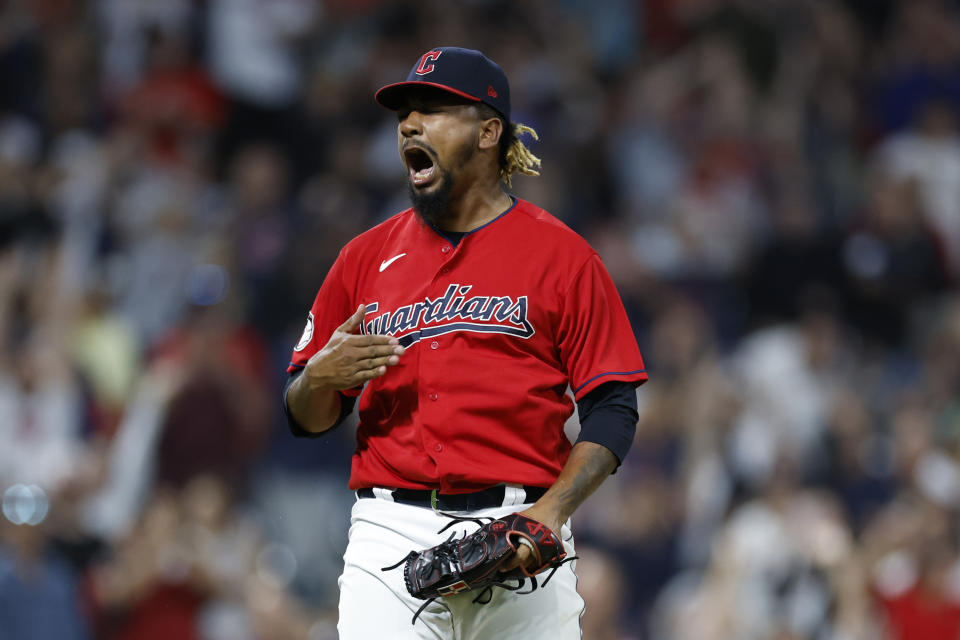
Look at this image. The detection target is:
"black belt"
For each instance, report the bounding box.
[356,485,548,511]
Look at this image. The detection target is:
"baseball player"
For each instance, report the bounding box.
[284,47,647,638]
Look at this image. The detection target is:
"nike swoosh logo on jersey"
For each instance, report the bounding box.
[379,253,407,272]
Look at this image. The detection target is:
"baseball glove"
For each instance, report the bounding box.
[382,512,575,624]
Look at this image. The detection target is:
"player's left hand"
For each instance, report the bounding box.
[499,507,562,573]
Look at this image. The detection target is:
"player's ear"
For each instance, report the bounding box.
[477,115,503,151]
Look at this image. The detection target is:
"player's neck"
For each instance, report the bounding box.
[439,182,513,233]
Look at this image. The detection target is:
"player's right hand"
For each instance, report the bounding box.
[303,304,405,390]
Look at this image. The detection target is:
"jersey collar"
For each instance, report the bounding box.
[424,196,518,245]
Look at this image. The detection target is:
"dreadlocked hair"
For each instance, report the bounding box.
[476,104,541,187]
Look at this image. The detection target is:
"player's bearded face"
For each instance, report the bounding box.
[403,138,474,227]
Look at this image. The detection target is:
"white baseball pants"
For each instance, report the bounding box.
[337,493,583,639]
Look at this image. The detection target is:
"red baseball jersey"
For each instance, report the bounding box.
[288,198,647,492]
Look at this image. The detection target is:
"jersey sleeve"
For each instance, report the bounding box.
[557,254,648,401]
[287,249,364,397]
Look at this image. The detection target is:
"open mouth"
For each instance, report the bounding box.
[404,147,437,188]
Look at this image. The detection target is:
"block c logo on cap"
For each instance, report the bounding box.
[415,50,442,75]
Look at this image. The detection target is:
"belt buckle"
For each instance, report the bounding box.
[430,488,439,512]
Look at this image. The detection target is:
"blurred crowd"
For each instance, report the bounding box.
[2,0,960,638]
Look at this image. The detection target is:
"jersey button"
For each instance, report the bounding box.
[441,267,449,275]
[434,443,443,452]
[428,392,438,401]
[441,245,451,254]
[430,340,439,350]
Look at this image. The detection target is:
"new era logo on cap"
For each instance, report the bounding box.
[375,47,511,121]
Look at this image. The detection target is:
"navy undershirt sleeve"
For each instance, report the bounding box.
[575,380,639,468]
[283,369,357,438]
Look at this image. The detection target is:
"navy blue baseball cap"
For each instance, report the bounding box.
[375,47,511,121]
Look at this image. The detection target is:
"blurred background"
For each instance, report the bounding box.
[2,0,960,638]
